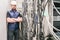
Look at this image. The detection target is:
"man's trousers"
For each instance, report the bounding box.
[7,29,19,40]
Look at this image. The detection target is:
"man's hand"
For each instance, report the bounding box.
[14,17,22,22]
[7,17,16,23]
[7,17,22,23]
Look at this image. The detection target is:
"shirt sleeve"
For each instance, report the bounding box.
[6,11,10,18]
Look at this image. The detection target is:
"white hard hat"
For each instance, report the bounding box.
[11,1,17,5]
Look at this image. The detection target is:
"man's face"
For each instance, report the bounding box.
[11,5,16,10]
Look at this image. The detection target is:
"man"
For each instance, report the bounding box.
[7,1,22,40]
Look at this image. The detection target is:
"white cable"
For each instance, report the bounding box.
[42,1,60,40]
[43,3,60,31]
[43,17,60,40]
[53,26,60,31]
[48,26,60,40]
[52,3,60,31]
[53,3,60,15]
[45,17,60,40]
[48,25,59,40]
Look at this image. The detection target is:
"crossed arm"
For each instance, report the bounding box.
[7,17,22,23]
